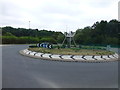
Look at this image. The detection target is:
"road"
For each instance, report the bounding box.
[2,45,118,88]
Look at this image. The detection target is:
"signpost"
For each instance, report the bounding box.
[37,43,53,49]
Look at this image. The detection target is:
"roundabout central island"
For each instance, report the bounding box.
[19,47,119,63]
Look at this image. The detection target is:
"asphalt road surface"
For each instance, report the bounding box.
[2,45,118,88]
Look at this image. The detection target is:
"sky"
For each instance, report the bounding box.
[0,0,119,32]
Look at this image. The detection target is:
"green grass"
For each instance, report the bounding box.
[28,47,114,55]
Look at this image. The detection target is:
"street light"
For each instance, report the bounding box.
[29,21,30,29]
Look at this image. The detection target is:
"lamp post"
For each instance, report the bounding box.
[29,21,30,29]
[118,1,120,22]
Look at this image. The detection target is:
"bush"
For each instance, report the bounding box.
[2,36,40,44]
[2,36,18,44]
[40,37,57,44]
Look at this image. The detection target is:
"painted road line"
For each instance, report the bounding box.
[94,56,104,60]
[84,56,95,60]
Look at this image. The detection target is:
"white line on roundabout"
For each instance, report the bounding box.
[19,49,119,63]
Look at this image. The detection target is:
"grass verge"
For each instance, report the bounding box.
[28,48,114,55]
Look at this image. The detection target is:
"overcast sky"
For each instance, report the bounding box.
[0,0,119,32]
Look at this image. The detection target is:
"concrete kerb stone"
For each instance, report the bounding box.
[73,55,85,61]
[113,53,119,58]
[108,55,116,59]
[35,53,43,57]
[51,54,61,59]
[94,56,104,61]
[19,49,119,63]
[84,56,95,60]
[29,52,37,56]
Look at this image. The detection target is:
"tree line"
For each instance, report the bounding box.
[75,19,120,46]
[1,19,120,46]
[1,27,64,44]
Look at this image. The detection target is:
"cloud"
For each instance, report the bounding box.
[0,0,119,32]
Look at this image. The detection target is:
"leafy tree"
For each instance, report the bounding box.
[1,19,119,46]
[40,37,57,44]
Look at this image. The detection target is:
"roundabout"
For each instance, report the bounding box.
[19,48,119,63]
[19,30,119,63]
[3,45,119,88]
